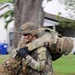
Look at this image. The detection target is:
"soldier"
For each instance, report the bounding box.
[16,22,54,75]
[20,22,74,60]
[19,32,53,75]
[0,22,54,75]
[0,22,73,75]
[17,22,73,74]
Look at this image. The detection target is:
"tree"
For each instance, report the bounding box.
[57,0,75,28]
[3,10,14,29]
[13,0,44,48]
[59,0,75,13]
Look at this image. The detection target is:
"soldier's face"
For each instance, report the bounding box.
[23,34,34,43]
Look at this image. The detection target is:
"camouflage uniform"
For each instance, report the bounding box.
[0,32,53,75]
[26,28,73,54]
[20,22,73,56]
[0,36,27,75]
[10,34,54,75]
[19,22,73,75]
[19,26,54,75]
[0,22,73,75]
[0,35,53,75]
[23,47,53,75]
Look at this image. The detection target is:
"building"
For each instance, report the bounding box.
[0,3,14,53]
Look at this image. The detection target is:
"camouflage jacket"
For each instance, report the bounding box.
[25,28,73,55]
[2,32,54,75]
[22,46,53,75]
[25,28,61,53]
[12,35,53,75]
[12,28,60,57]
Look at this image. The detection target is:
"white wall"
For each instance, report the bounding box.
[0,3,14,43]
[0,17,14,43]
[0,17,7,43]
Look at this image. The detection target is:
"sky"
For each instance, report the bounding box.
[42,0,75,20]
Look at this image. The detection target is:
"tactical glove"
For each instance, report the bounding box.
[16,47,30,58]
[51,53,62,61]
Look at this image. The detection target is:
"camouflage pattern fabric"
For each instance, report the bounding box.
[20,22,38,35]
[25,28,73,55]
[60,37,74,55]
[20,22,73,55]
[0,34,54,75]
[22,47,53,75]
[26,28,60,53]
[0,36,27,75]
[0,57,21,75]
[0,23,73,75]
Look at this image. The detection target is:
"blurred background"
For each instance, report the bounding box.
[0,0,75,75]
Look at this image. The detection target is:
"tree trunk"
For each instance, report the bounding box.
[13,0,44,48]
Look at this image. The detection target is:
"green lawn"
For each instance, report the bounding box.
[0,0,12,4]
[0,54,10,64]
[53,55,75,75]
[0,54,75,75]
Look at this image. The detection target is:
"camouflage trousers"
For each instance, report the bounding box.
[0,56,27,75]
[0,64,53,75]
[0,64,27,75]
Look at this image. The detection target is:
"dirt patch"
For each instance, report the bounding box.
[68,73,75,75]
[54,72,64,75]
[54,72,75,75]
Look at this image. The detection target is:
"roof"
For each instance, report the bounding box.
[0,3,13,17]
[45,12,71,22]
[0,3,71,24]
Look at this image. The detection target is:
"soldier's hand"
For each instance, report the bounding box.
[16,47,30,58]
[51,53,62,61]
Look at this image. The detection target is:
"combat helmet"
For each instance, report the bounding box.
[60,37,74,55]
[20,22,38,35]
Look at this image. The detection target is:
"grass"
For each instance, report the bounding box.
[0,0,12,4]
[53,54,75,75]
[0,54,10,64]
[0,54,75,75]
